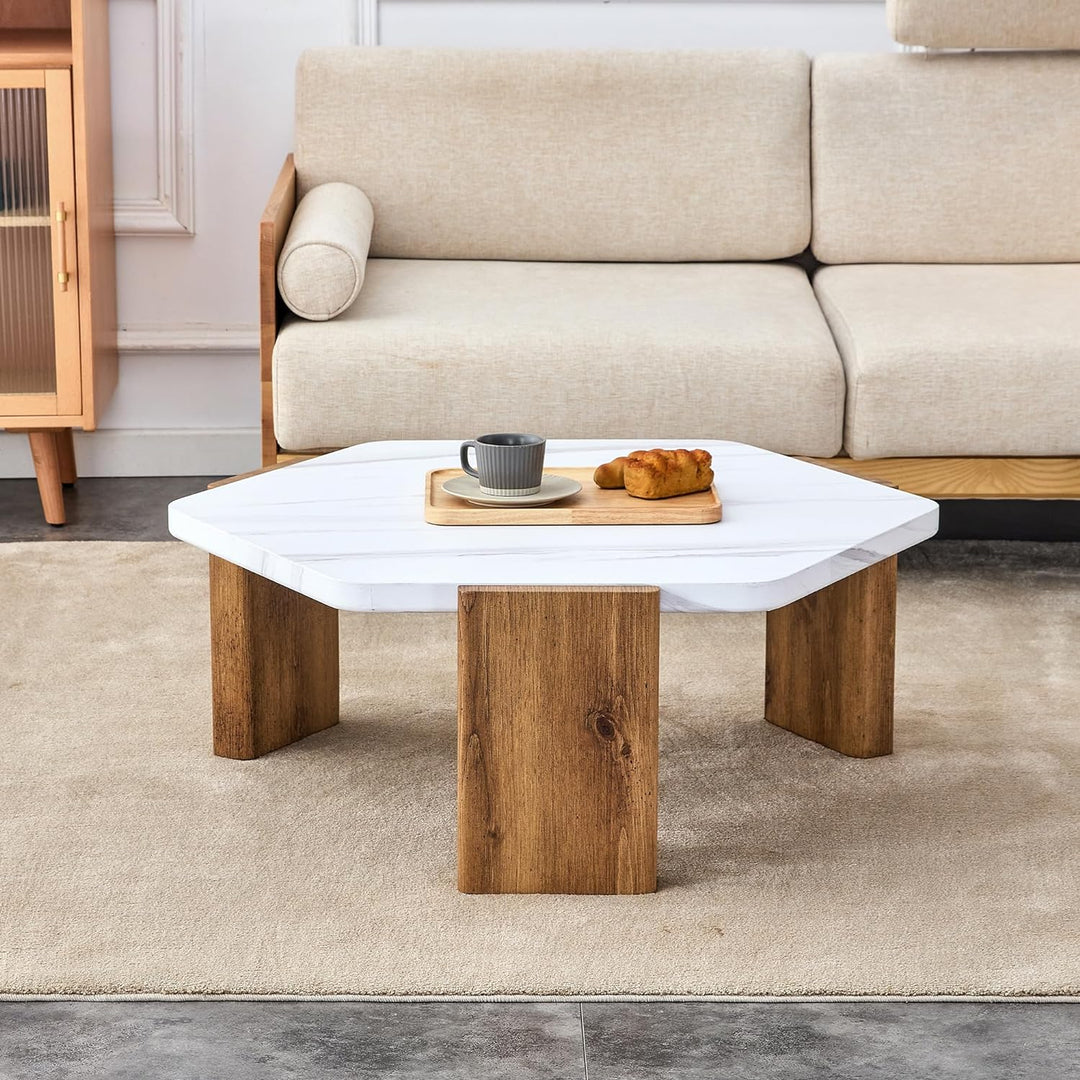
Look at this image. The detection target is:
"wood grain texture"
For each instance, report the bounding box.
[765,557,896,759]
[0,396,57,419]
[44,67,81,416]
[27,430,65,524]
[0,66,77,428]
[1,2,113,436]
[0,411,86,428]
[55,426,75,485]
[0,29,72,66]
[0,0,71,28]
[805,456,1080,499]
[70,0,117,430]
[277,450,328,464]
[458,585,659,895]
[428,468,722,526]
[0,67,43,86]
[260,154,296,466]
[209,555,339,760]
[207,460,295,489]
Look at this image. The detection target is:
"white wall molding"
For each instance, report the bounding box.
[0,428,260,478]
[113,0,196,236]
[117,324,259,354]
[358,0,380,44]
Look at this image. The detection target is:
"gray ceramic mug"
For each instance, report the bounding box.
[460,433,546,496]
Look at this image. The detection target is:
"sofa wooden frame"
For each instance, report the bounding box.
[260,155,1080,500]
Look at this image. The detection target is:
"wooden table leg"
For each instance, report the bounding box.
[209,556,339,759]
[765,556,896,758]
[56,428,77,487]
[26,430,66,526]
[457,585,660,895]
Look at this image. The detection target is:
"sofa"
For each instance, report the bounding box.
[260,20,1080,500]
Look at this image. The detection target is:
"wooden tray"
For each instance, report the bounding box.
[425,468,722,525]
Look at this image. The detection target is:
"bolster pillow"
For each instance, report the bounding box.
[277,182,374,321]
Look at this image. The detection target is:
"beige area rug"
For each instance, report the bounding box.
[1,541,1078,997]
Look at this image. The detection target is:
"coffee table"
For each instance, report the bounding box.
[168,439,938,896]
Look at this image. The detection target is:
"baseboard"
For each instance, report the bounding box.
[0,428,260,478]
[117,324,260,354]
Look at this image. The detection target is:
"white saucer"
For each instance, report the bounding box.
[442,473,583,508]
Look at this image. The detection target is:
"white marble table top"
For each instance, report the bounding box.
[167,440,938,613]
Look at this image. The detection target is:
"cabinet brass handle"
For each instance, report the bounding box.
[54,204,69,290]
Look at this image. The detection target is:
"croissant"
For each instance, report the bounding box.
[623,449,714,500]
[593,456,631,489]
[593,449,714,499]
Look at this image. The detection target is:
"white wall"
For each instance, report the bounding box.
[0,0,892,478]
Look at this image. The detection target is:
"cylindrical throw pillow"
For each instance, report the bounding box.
[277,182,374,321]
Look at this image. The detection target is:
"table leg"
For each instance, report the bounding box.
[457,585,659,895]
[209,556,339,759]
[765,556,896,758]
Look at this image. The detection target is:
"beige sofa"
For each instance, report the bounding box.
[812,50,1080,462]
[260,38,1080,500]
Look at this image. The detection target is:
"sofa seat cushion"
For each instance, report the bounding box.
[814,265,1080,459]
[273,259,844,456]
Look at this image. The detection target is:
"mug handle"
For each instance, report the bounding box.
[460,440,480,478]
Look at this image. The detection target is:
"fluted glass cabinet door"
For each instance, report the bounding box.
[0,68,80,418]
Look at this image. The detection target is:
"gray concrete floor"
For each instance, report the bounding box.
[0,475,221,541]
[2,476,1079,1078]
[0,1001,1078,1079]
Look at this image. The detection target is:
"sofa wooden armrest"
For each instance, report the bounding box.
[260,154,297,467]
[803,456,1080,499]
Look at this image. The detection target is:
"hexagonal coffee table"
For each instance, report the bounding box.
[168,439,938,897]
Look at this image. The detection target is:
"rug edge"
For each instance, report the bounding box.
[2,994,1078,1004]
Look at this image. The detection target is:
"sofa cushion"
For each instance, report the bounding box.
[814,265,1080,458]
[812,52,1080,264]
[294,48,811,262]
[887,0,1080,49]
[273,260,844,456]
[277,183,374,321]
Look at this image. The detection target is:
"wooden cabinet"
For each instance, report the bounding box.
[0,0,116,524]
[0,68,81,417]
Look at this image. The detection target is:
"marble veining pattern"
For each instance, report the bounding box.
[167,440,939,612]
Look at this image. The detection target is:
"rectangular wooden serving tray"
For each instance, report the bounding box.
[425,468,722,526]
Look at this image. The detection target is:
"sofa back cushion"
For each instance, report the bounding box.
[295,48,811,262]
[887,0,1080,49]
[812,52,1080,264]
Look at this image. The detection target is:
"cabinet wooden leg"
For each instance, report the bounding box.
[209,556,339,759]
[457,585,660,895]
[26,430,66,526]
[765,557,896,758]
[56,428,77,487]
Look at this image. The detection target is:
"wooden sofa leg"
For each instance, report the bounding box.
[27,431,67,527]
